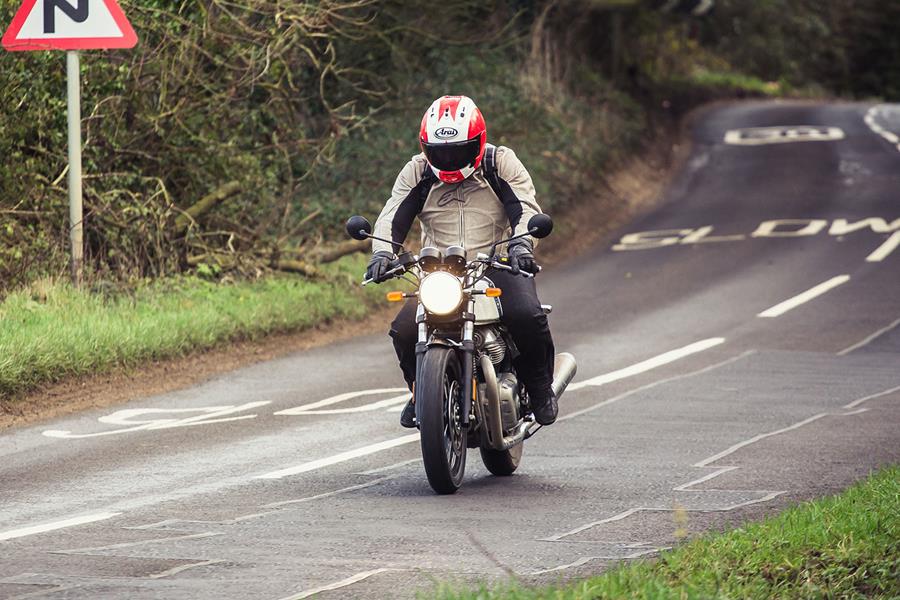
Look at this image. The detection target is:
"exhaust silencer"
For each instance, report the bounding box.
[551,352,577,399]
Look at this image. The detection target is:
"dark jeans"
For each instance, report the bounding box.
[389,269,555,398]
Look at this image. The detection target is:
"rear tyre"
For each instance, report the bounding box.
[418,348,467,494]
[480,441,523,476]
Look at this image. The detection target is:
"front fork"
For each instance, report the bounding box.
[414,299,476,428]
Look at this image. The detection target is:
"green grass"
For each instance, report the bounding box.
[0,255,384,399]
[430,466,900,599]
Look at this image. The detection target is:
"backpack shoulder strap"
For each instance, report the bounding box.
[482,143,503,200]
[419,162,437,204]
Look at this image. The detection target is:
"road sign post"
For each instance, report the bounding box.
[66,50,83,285]
[3,0,137,287]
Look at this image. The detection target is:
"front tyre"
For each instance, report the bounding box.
[480,441,523,476]
[418,348,467,494]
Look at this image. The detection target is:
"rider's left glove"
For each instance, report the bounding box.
[365,251,394,282]
[507,239,537,274]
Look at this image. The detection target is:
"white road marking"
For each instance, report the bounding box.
[355,458,420,475]
[275,388,407,416]
[757,275,850,318]
[672,466,738,492]
[43,402,271,439]
[613,217,900,252]
[866,231,900,262]
[864,105,900,151]
[544,492,783,543]
[280,394,410,416]
[279,568,397,600]
[256,434,419,480]
[694,413,828,467]
[52,531,221,553]
[724,126,845,146]
[567,337,726,391]
[561,350,753,422]
[0,512,120,542]
[149,559,223,580]
[843,384,900,410]
[838,317,900,355]
[262,474,403,508]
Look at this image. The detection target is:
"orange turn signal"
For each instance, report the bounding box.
[485,287,502,298]
[386,291,404,302]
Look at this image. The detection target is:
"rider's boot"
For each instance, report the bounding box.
[400,383,416,428]
[530,387,558,426]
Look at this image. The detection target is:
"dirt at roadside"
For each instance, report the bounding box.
[0,113,695,431]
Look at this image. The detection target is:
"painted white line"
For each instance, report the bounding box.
[672,466,738,491]
[279,568,397,600]
[256,434,419,480]
[838,317,900,355]
[843,384,900,409]
[545,492,786,543]
[356,458,420,476]
[149,559,223,580]
[568,337,726,391]
[866,231,900,262]
[864,105,900,150]
[560,350,753,423]
[757,275,850,318]
[0,512,120,542]
[262,474,402,508]
[281,394,410,416]
[531,556,599,575]
[52,531,221,554]
[694,413,828,467]
[275,388,407,415]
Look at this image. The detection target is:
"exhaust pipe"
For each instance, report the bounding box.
[551,352,577,399]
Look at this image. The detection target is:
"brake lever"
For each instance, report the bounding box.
[361,264,406,287]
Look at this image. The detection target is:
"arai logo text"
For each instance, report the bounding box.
[434,127,459,139]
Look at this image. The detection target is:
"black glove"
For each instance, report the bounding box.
[365,251,394,282]
[507,239,536,274]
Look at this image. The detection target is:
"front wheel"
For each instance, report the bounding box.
[418,348,467,494]
[480,441,523,476]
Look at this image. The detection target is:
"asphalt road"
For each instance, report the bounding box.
[2,101,900,599]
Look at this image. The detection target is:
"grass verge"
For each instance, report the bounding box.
[430,466,900,599]
[0,255,383,400]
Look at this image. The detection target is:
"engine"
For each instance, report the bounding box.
[474,327,507,365]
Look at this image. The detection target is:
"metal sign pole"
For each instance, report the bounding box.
[66,50,83,287]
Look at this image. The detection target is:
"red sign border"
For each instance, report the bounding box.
[2,0,137,51]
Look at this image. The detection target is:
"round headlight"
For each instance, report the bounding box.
[419,271,464,316]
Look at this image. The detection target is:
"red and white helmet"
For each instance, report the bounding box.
[419,95,487,184]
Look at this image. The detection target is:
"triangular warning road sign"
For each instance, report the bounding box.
[3,0,137,51]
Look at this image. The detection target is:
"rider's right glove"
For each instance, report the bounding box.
[365,251,394,282]
[507,239,537,274]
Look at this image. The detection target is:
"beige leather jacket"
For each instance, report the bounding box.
[372,146,542,258]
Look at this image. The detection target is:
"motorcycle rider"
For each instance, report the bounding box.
[367,95,558,428]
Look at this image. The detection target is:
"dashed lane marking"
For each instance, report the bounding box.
[567,338,726,391]
[560,350,753,423]
[0,512,120,542]
[255,434,419,480]
[757,275,850,318]
[866,231,900,262]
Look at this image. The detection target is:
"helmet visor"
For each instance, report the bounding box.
[423,137,481,172]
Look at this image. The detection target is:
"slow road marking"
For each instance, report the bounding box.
[757,275,850,318]
[864,105,900,151]
[0,512,120,542]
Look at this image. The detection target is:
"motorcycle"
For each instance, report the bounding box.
[345,213,577,494]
